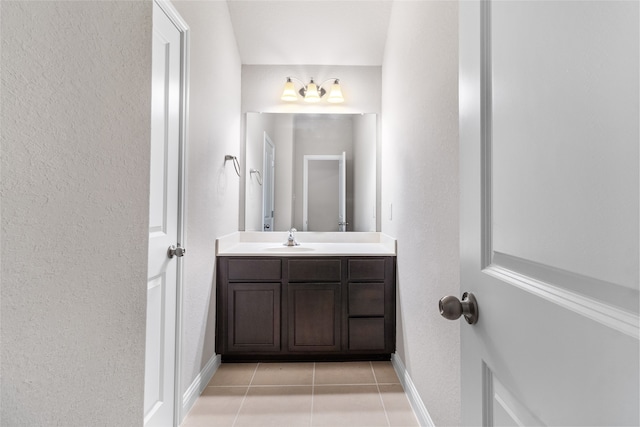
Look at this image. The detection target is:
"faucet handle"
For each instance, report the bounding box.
[289,228,297,233]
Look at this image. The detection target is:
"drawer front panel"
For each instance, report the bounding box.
[348,283,385,316]
[228,258,281,281]
[288,259,341,282]
[348,259,386,281]
[348,318,385,351]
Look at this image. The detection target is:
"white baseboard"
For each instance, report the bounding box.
[180,354,221,423]
[391,353,435,427]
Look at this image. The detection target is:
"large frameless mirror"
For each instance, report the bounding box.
[244,113,378,232]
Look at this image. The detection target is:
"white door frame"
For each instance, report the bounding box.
[262,133,275,231]
[151,1,189,425]
[302,154,346,231]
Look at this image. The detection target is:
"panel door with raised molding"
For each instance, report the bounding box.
[460,1,639,425]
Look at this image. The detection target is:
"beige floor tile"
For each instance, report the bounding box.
[312,385,388,427]
[314,361,376,385]
[234,386,313,427]
[207,363,258,386]
[180,386,247,427]
[182,363,420,427]
[372,361,401,384]
[379,384,420,427]
[251,362,314,386]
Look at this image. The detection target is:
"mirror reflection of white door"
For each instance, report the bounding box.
[338,151,346,231]
[145,1,187,426]
[263,133,275,231]
[459,0,638,425]
[303,152,346,231]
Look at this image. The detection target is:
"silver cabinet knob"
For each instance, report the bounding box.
[167,244,186,259]
[439,292,478,325]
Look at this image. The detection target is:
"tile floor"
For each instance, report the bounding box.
[181,361,420,427]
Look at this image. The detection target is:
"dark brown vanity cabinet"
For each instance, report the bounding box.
[216,256,396,361]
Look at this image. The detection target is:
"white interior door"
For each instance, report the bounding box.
[458,1,639,425]
[338,151,347,232]
[263,133,275,231]
[145,2,185,426]
[303,154,346,231]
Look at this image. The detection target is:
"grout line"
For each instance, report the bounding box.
[370,361,392,427]
[230,363,260,427]
[314,382,378,386]
[211,384,313,388]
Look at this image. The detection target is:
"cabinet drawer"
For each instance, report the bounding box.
[288,259,341,282]
[348,318,385,350]
[348,283,385,316]
[228,258,281,281]
[348,259,385,281]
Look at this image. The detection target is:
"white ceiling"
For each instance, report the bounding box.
[227,1,394,66]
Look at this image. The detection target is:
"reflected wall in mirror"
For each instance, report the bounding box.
[245,113,378,232]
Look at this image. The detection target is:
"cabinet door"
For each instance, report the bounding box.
[227,283,280,352]
[288,283,341,352]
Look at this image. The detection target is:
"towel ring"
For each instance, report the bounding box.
[224,155,241,177]
[250,169,263,185]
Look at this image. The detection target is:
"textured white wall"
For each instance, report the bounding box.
[381,1,461,425]
[1,2,152,425]
[353,114,377,232]
[170,0,242,404]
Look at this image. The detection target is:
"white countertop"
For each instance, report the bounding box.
[216,232,396,257]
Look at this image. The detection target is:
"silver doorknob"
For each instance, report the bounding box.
[167,244,186,259]
[439,292,478,325]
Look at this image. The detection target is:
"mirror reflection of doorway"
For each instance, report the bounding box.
[303,152,346,231]
[262,133,275,231]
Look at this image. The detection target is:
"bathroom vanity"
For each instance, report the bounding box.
[215,232,396,361]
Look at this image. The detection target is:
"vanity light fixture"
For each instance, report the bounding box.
[281,77,344,103]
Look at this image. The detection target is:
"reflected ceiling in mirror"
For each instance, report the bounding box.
[244,113,378,232]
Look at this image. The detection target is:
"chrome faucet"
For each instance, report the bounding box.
[284,228,300,246]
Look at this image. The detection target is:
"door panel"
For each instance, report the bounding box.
[303,154,347,231]
[484,364,544,427]
[308,160,340,231]
[460,1,639,425]
[144,275,166,414]
[490,0,638,293]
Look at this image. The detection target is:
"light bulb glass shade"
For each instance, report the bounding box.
[281,79,298,102]
[304,81,321,103]
[327,81,344,103]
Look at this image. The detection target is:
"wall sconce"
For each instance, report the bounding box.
[281,77,344,103]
